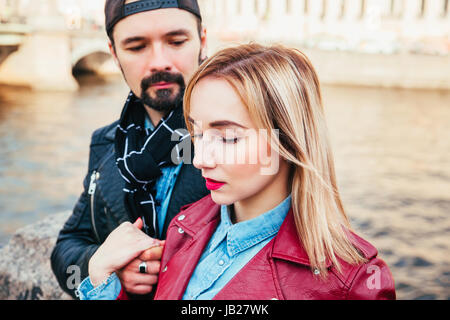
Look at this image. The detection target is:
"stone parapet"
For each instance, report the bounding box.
[0,211,73,300]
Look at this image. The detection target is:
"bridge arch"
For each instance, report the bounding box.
[72,51,112,75]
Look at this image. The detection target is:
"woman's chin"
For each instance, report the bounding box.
[210,191,235,206]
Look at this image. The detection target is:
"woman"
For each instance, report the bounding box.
[81,43,395,300]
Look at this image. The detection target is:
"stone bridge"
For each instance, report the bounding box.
[0,23,29,65]
[0,0,117,91]
[1,0,449,89]
[0,28,116,91]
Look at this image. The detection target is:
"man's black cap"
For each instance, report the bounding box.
[105,0,202,37]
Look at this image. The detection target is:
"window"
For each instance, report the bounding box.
[419,0,426,18]
[321,0,327,20]
[340,0,346,19]
[286,0,292,14]
[390,0,395,16]
[360,0,366,19]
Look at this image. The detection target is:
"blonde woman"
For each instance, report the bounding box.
[81,43,395,300]
[151,43,396,300]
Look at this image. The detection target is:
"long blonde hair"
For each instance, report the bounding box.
[184,43,367,277]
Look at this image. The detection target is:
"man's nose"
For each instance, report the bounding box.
[147,43,172,73]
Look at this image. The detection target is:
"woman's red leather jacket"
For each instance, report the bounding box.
[119,195,396,300]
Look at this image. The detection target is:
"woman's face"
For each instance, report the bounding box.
[189,77,285,206]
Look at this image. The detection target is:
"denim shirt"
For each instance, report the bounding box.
[183,195,292,300]
[77,115,182,300]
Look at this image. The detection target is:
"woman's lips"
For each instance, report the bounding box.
[204,178,226,191]
[151,82,174,89]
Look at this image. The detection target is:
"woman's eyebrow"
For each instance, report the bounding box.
[188,117,248,129]
[209,120,248,129]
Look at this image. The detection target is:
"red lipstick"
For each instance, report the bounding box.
[205,178,225,191]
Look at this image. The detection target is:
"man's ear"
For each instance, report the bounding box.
[199,26,208,61]
[108,41,120,68]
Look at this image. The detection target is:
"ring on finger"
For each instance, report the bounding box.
[139,261,147,274]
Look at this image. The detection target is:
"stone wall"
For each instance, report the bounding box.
[0,212,73,300]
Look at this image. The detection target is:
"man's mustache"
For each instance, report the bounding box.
[141,72,185,92]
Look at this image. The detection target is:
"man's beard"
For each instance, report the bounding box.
[117,50,206,113]
[140,71,186,113]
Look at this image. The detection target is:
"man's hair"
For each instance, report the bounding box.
[105,0,203,47]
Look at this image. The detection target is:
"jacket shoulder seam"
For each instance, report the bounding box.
[91,121,119,146]
[343,259,374,299]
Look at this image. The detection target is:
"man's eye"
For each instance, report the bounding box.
[128,45,145,52]
[192,133,203,140]
[170,40,187,46]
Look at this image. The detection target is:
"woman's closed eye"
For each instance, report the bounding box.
[191,133,241,144]
[192,133,203,140]
[222,137,241,144]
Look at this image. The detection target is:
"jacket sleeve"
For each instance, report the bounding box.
[346,257,396,300]
[50,140,101,299]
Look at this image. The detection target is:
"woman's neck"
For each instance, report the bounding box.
[232,161,291,223]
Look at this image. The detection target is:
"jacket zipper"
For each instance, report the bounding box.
[87,146,118,243]
[88,170,101,243]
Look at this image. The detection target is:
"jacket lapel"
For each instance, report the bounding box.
[271,210,333,268]
[155,196,221,300]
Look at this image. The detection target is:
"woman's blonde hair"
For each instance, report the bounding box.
[184,43,367,277]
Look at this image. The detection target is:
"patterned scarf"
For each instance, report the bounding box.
[115,92,189,238]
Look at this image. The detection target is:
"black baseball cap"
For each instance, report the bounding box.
[105,0,202,39]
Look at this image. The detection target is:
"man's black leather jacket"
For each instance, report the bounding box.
[50,120,209,299]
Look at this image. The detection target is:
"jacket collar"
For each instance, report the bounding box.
[272,211,379,268]
[175,195,220,236]
[175,196,320,268]
[271,210,326,267]
[175,195,378,269]
[105,124,116,141]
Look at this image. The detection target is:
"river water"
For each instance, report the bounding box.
[0,75,449,300]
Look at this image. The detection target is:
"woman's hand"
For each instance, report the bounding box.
[88,218,161,288]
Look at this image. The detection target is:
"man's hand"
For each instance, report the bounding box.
[88,218,161,288]
[116,242,165,295]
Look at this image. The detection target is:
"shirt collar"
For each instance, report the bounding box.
[144,114,155,131]
[209,195,292,257]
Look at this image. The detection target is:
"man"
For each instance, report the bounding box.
[51,0,209,299]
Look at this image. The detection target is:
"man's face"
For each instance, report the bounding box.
[110,7,207,113]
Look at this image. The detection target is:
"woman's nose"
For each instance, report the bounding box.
[193,139,217,170]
